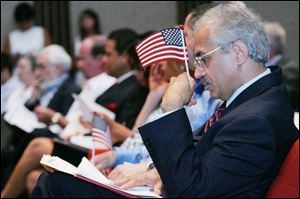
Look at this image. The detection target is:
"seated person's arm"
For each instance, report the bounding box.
[95,112,133,144]
[34,106,68,127]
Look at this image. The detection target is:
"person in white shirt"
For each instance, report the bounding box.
[3,2,52,64]
[73,9,102,59]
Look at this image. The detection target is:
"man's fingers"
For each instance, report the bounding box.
[108,167,120,180]
[154,181,162,196]
[111,178,129,187]
[95,163,104,170]
[189,76,196,91]
[120,177,145,190]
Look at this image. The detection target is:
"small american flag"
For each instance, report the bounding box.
[136,27,189,69]
[91,130,112,150]
[91,115,112,149]
[93,114,107,132]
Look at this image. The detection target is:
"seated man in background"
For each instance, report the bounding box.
[1,44,80,192]
[27,36,115,135]
[264,21,299,112]
[95,28,148,130]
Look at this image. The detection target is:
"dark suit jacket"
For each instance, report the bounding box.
[139,66,299,197]
[25,77,81,116]
[47,77,81,115]
[95,75,147,129]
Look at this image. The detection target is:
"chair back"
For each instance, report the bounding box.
[267,139,299,198]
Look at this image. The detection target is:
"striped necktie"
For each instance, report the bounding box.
[203,102,226,134]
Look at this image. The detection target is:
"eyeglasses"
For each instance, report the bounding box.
[193,46,222,71]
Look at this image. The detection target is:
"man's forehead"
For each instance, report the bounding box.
[106,39,115,48]
[37,53,48,62]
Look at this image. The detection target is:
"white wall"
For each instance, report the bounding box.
[70,1,177,38]
[244,1,299,67]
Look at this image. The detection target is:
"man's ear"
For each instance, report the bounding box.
[122,52,131,65]
[96,54,103,63]
[232,40,248,66]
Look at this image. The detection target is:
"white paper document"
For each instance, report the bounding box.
[59,93,115,138]
[72,93,115,121]
[4,103,46,133]
[40,155,161,198]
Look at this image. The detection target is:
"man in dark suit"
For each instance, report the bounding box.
[136,2,299,197]
[96,28,148,130]
[31,2,298,198]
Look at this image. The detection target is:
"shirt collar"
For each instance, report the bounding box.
[40,74,68,93]
[117,71,134,84]
[265,54,283,67]
[226,68,271,108]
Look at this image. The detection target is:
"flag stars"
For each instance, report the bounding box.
[161,28,183,47]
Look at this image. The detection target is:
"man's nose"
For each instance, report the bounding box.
[194,67,206,79]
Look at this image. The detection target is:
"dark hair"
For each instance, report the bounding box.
[108,28,138,55]
[1,53,13,74]
[79,9,101,40]
[127,31,155,70]
[126,31,154,81]
[14,3,35,24]
[22,55,36,71]
[91,44,105,58]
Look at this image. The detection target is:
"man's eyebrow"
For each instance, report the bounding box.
[195,51,205,57]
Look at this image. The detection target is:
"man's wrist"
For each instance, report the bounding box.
[161,102,183,113]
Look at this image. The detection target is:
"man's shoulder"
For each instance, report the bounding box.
[58,77,81,95]
[88,73,116,84]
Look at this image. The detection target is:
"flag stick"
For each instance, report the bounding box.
[92,135,95,165]
[181,29,191,79]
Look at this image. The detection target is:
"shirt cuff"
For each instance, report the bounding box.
[145,108,180,124]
